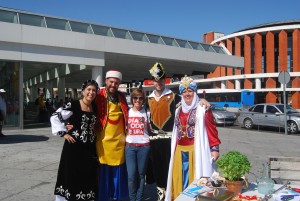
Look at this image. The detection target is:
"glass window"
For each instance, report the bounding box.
[146,34,165,45]
[266,105,279,114]
[212,46,226,54]
[288,33,292,72]
[0,10,18,23]
[0,61,20,128]
[19,13,46,27]
[253,105,264,113]
[130,31,149,42]
[69,21,93,34]
[189,41,205,50]
[111,28,132,39]
[200,43,216,52]
[92,25,113,37]
[161,37,178,47]
[45,17,71,31]
[175,39,192,48]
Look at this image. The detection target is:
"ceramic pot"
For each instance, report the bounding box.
[225,180,244,195]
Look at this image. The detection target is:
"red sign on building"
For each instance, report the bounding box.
[143,78,171,86]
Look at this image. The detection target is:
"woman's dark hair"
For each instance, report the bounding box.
[81,80,99,92]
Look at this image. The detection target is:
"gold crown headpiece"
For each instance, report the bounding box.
[179,75,197,94]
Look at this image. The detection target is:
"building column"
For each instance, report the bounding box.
[225,39,234,89]
[234,37,242,75]
[19,62,24,129]
[235,80,241,90]
[279,30,288,72]
[255,78,261,89]
[244,35,252,89]
[57,77,65,103]
[254,33,262,73]
[221,80,226,89]
[92,66,103,87]
[45,81,53,99]
[292,29,300,109]
[30,86,38,102]
[266,31,276,103]
[24,81,30,103]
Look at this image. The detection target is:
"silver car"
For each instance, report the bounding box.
[211,104,237,126]
[238,103,300,134]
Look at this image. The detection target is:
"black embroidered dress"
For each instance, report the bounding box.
[50,100,98,201]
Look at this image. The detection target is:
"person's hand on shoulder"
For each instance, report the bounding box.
[200,98,211,109]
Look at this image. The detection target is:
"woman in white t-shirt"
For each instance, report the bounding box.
[125,88,151,201]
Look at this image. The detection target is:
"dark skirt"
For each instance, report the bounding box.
[54,140,98,201]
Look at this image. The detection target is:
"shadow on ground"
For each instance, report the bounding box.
[0,134,49,144]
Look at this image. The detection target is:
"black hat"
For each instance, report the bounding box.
[149,62,166,81]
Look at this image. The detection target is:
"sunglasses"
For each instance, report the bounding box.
[132,96,144,101]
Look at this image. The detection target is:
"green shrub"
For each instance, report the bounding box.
[216,151,252,181]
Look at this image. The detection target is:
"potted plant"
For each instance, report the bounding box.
[216,151,252,194]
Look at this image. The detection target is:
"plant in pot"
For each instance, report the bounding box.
[216,151,252,195]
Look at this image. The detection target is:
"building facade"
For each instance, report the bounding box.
[203,21,300,109]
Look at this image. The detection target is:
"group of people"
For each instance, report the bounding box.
[50,62,221,201]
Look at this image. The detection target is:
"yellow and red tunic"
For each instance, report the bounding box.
[96,88,128,166]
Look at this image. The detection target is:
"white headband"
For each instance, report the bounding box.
[106,70,122,81]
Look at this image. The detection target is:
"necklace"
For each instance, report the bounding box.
[81,99,91,107]
[155,91,162,97]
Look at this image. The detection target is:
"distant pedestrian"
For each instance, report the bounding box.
[37,93,47,122]
[0,89,7,137]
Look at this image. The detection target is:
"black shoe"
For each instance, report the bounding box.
[0,133,6,137]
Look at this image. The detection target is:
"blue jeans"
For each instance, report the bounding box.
[125,145,150,201]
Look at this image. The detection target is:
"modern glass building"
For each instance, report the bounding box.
[203,21,300,109]
[0,7,243,129]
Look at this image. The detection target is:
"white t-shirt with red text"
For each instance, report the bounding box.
[126,108,150,144]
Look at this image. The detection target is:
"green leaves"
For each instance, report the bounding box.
[216,151,252,181]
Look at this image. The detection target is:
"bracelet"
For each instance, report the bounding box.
[57,131,67,137]
[210,145,219,152]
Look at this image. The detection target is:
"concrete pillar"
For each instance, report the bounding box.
[30,86,38,102]
[235,80,241,90]
[221,80,226,89]
[57,77,65,103]
[24,81,30,103]
[92,66,103,87]
[45,81,53,99]
[19,62,24,129]
[255,78,261,89]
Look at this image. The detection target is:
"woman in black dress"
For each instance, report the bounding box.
[50,80,99,201]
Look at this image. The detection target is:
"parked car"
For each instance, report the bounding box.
[211,104,237,126]
[238,103,300,134]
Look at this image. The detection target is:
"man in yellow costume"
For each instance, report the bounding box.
[96,70,129,201]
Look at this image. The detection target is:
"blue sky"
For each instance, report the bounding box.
[1,0,300,42]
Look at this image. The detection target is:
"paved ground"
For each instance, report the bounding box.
[0,126,299,201]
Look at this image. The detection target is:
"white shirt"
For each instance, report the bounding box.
[126,108,150,144]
